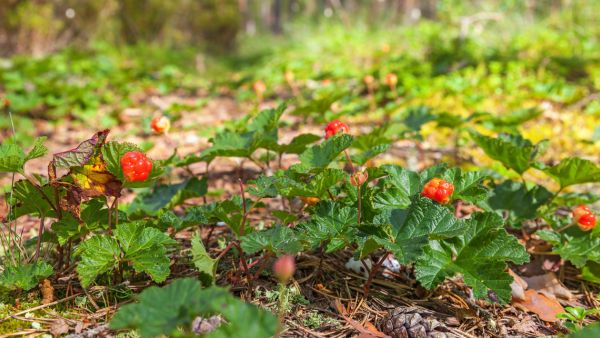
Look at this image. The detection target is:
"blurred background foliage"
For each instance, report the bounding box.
[1,0,595,56]
[1,0,600,147]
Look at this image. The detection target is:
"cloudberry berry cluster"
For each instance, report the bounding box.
[120,151,153,182]
[151,116,170,134]
[422,178,454,204]
[324,120,349,139]
[573,205,597,231]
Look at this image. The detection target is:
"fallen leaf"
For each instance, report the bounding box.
[513,289,565,322]
[509,269,528,301]
[50,318,69,336]
[523,272,573,301]
[333,300,386,337]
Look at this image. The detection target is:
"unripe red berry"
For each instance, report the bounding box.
[363,75,375,86]
[350,170,368,186]
[324,120,349,139]
[120,151,153,182]
[273,255,295,283]
[573,205,597,231]
[253,80,266,95]
[385,73,398,88]
[150,116,170,134]
[422,178,454,204]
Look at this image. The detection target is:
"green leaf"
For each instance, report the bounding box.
[249,169,347,199]
[109,278,277,338]
[291,134,353,173]
[485,108,542,128]
[487,181,553,222]
[0,137,47,173]
[568,323,600,338]
[296,201,357,253]
[101,141,164,188]
[116,222,176,283]
[191,234,217,285]
[350,144,389,166]
[554,192,600,207]
[395,196,470,240]
[76,222,176,287]
[550,233,600,268]
[200,131,260,162]
[274,133,320,154]
[24,137,48,162]
[402,105,436,134]
[10,180,55,218]
[416,212,530,303]
[581,261,600,284]
[128,177,207,216]
[0,261,53,291]
[76,236,121,287]
[51,213,82,245]
[241,225,303,255]
[0,142,26,173]
[367,165,420,210]
[542,157,600,188]
[469,131,546,175]
[440,168,489,203]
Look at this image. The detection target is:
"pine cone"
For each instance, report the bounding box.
[378,307,454,338]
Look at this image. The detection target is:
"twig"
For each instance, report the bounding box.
[363,252,391,298]
[33,216,45,261]
[0,293,82,323]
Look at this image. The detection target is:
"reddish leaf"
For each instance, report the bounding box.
[512,289,565,322]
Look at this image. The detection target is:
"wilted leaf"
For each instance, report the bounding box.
[54,130,108,168]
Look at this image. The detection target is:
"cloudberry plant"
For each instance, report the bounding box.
[573,205,597,231]
[422,178,454,204]
[324,120,349,139]
[120,151,153,182]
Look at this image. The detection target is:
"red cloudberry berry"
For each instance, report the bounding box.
[573,205,597,231]
[324,120,349,139]
[151,116,170,134]
[422,178,454,204]
[120,151,153,182]
[273,255,296,283]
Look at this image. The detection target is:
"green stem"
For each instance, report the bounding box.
[275,282,288,338]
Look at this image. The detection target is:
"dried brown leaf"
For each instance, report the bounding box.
[512,289,564,322]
